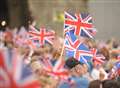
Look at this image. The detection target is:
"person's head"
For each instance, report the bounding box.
[102,80,120,88]
[4,31,14,48]
[92,59,102,69]
[65,57,84,76]
[4,31,13,42]
[82,63,88,74]
[99,47,110,61]
[99,71,105,81]
[88,80,102,88]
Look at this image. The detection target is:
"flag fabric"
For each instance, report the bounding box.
[13,26,38,49]
[64,30,86,50]
[117,54,120,60]
[14,32,36,49]
[52,58,68,80]
[108,61,120,79]
[40,58,68,80]
[91,48,105,65]
[65,48,93,65]
[113,61,120,71]
[64,31,82,50]
[14,27,27,47]
[28,26,55,46]
[18,26,28,39]
[64,12,96,39]
[0,49,40,88]
[64,31,93,64]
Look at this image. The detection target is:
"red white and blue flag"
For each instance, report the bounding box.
[14,29,36,49]
[40,57,68,80]
[91,48,105,65]
[64,31,82,50]
[28,26,55,46]
[112,61,120,72]
[64,31,93,64]
[109,61,120,79]
[64,12,96,39]
[0,49,40,88]
[14,35,37,49]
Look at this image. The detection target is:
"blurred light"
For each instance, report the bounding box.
[1,20,6,26]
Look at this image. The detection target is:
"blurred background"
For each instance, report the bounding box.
[0,0,120,40]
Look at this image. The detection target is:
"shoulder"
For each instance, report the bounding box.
[58,81,70,88]
[76,77,89,88]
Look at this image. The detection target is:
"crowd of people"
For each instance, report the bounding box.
[0,25,120,88]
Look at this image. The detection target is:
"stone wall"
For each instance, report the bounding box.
[88,0,120,40]
[7,0,29,28]
[28,0,88,36]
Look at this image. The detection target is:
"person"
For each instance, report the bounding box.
[102,79,120,88]
[58,57,89,88]
[88,80,102,88]
[91,59,108,80]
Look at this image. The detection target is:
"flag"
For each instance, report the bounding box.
[65,48,93,65]
[0,49,40,88]
[40,58,68,80]
[14,27,30,48]
[25,39,37,49]
[113,61,120,71]
[64,12,96,39]
[14,33,36,49]
[52,58,68,80]
[91,48,105,65]
[64,31,93,64]
[28,26,55,46]
[108,61,120,79]
[117,54,120,60]
[18,26,28,38]
[64,31,82,50]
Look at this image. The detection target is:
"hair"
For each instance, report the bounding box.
[102,79,120,88]
[65,57,83,69]
[99,47,110,61]
[88,80,101,88]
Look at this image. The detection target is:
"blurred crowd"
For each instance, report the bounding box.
[0,25,120,88]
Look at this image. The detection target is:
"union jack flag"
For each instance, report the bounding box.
[108,61,120,79]
[14,33,36,49]
[40,58,68,80]
[28,26,55,46]
[52,58,68,80]
[91,48,105,65]
[117,54,120,60]
[13,27,30,48]
[113,61,120,71]
[65,48,93,65]
[0,49,40,88]
[64,31,93,64]
[64,31,82,50]
[64,12,96,39]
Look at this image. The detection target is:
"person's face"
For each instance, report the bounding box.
[93,61,102,69]
[83,64,88,74]
[70,67,78,76]
[70,64,84,77]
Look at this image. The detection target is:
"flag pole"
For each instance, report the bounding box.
[59,11,65,60]
[59,43,65,60]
